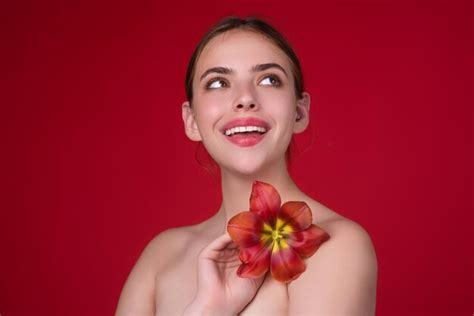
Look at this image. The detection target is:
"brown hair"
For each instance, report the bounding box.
[185,16,305,103]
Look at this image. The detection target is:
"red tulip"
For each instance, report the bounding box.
[227,181,330,283]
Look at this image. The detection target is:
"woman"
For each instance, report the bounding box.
[116,16,378,315]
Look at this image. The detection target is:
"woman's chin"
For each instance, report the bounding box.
[205,142,288,177]
[217,156,280,178]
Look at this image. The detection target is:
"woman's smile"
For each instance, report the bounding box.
[226,132,266,147]
[221,116,271,147]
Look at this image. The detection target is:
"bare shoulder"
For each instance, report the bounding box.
[146,226,198,266]
[305,199,376,255]
[317,216,376,254]
[133,225,200,275]
[288,205,378,316]
[115,225,200,316]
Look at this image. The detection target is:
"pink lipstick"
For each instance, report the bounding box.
[221,117,270,147]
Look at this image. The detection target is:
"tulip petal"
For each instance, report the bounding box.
[227,212,264,247]
[287,224,330,258]
[270,241,306,283]
[239,241,270,263]
[237,244,272,278]
[279,201,313,232]
[250,181,281,224]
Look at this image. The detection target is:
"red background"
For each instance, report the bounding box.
[2,1,472,315]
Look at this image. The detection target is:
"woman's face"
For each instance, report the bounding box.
[183,29,309,176]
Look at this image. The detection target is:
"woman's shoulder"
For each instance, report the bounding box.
[305,198,377,268]
[143,219,219,271]
[315,214,376,261]
[287,199,378,314]
[115,223,208,314]
[150,225,200,247]
[304,197,373,241]
[144,224,202,263]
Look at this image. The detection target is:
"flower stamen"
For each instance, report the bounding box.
[271,229,283,241]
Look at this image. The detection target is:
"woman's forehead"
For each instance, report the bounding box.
[195,30,292,76]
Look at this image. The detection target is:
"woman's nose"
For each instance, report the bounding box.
[233,86,259,112]
[235,102,257,110]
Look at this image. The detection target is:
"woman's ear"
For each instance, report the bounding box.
[182,101,202,141]
[293,92,310,134]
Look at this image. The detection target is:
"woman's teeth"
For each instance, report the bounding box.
[224,126,267,136]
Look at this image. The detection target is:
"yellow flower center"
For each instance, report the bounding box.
[261,218,294,252]
[272,229,283,241]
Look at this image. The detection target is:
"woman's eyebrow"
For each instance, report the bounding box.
[199,63,288,82]
[252,63,288,77]
[200,67,234,81]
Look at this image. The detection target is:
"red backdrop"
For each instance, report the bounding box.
[2,1,472,315]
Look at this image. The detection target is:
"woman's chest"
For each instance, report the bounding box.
[154,256,198,315]
[240,275,289,315]
[154,257,289,315]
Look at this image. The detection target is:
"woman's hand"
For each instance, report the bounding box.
[183,233,266,316]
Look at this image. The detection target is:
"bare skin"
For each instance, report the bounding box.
[116,29,378,315]
[116,197,377,315]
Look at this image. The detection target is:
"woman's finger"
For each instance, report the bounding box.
[199,233,240,263]
[203,233,234,252]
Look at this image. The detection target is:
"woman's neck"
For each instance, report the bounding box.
[213,158,305,232]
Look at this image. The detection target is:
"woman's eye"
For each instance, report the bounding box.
[206,79,228,89]
[259,76,281,86]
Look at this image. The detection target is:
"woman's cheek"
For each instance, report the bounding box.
[200,92,229,109]
[195,101,224,129]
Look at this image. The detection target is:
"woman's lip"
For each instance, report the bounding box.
[225,133,266,147]
[221,117,271,133]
